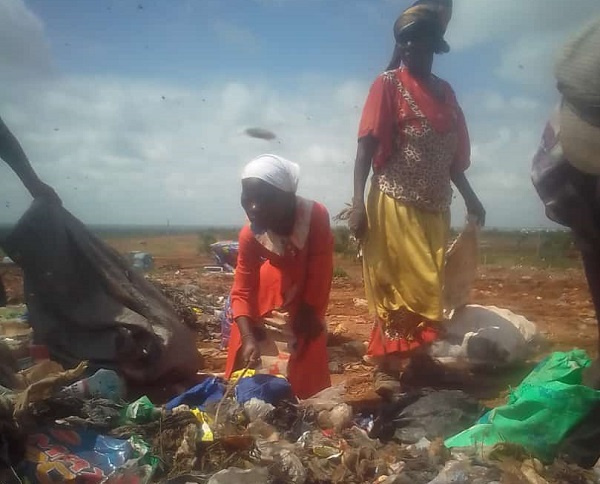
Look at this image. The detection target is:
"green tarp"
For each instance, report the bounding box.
[445,350,600,462]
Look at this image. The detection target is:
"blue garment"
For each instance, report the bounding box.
[165,377,226,411]
[235,374,293,405]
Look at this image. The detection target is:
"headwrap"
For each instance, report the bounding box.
[555,17,600,175]
[394,0,453,53]
[241,154,300,193]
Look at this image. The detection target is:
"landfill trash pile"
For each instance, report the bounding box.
[150,279,225,341]
[0,355,598,483]
[0,306,31,373]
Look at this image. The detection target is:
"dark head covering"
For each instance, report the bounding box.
[395,0,452,52]
[387,0,453,70]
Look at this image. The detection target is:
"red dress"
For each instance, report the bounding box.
[224,198,333,399]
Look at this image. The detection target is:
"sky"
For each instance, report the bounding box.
[0,0,599,228]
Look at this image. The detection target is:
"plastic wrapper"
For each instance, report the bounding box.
[274,449,306,484]
[190,408,214,442]
[121,396,160,425]
[20,427,157,483]
[243,398,275,422]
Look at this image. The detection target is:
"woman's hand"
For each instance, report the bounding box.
[240,334,261,367]
[466,197,486,227]
[452,171,486,227]
[236,316,261,367]
[349,203,368,240]
[293,303,324,342]
[351,136,377,240]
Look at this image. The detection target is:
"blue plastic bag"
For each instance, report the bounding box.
[235,374,293,405]
[165,376,226,411]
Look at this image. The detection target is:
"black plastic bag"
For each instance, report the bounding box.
[559,402,600,468]
[2,200,201,385]
[370,389,482,444]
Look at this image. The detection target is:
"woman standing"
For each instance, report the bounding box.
[350,0,485,397]
[224,154,333,399]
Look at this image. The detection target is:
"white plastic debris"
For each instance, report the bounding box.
[300,383,346,412]
[328,403,354,431]
[276,449,307,484]
[207,467,269,484]
[243,398,275,422]
[430,305,539,368]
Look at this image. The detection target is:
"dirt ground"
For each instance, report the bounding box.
[2,233,596,408]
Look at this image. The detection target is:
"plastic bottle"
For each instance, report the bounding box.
[61,368,125,401]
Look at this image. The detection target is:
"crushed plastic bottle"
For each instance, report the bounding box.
[61,368,125,401]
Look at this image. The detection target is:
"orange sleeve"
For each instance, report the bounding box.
[302,203,334,319]
[358,74,396,169]
[231,225,262,321]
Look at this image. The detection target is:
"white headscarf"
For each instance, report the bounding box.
[241,154,300,193]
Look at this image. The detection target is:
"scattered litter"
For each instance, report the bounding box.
[122,395,161,424]
[370,389,482,445]
[243,398,274,422]
[328,361,343,374]
[208,466,269,484]
[61,368,125,401]
[353,298,368,308]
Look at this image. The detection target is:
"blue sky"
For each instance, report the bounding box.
[1,0,599,227]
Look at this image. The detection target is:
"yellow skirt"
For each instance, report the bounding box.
[363,186,449,353]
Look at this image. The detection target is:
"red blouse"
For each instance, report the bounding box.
[231,199,334,322]
[358,67,470,172]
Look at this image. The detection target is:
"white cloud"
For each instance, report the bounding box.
[448,0,599,91]
[0,0,583,230]
[0,70,367,226]
[1,71,555,229]
[447,0,599,51]
[0,0,52,79]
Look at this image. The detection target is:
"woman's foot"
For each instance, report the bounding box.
[374,368,402,399]
[401,351,446,388]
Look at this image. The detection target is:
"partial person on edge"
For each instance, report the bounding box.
[0,116,61,306]
[531,17,600,387]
